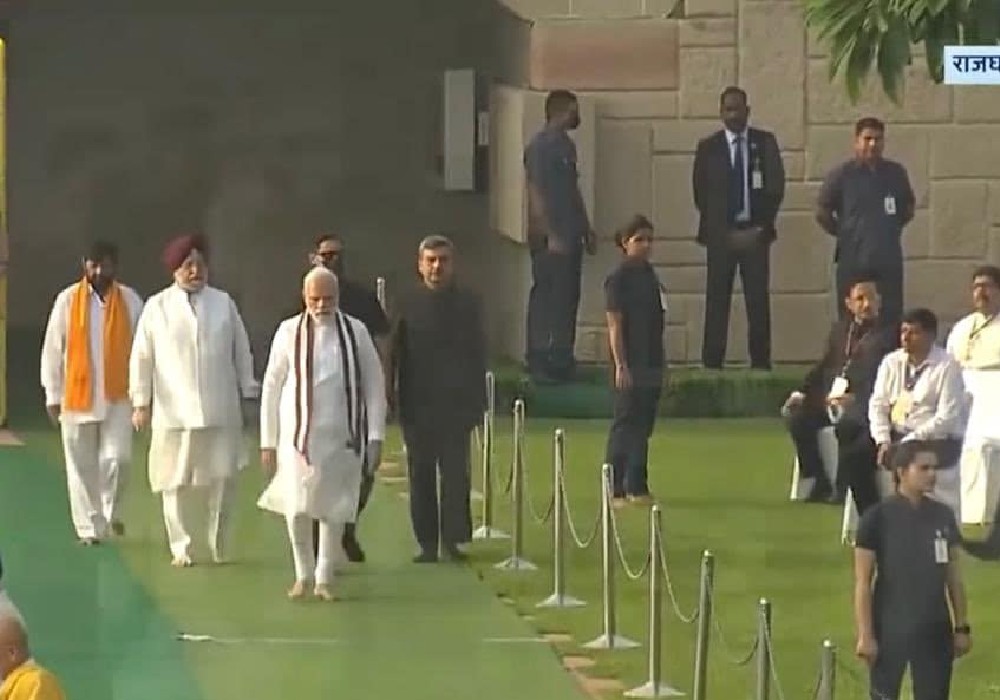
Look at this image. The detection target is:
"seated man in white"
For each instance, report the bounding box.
[869,308,966,520]
[947,265,1000,557]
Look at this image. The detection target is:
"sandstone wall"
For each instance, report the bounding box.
[493,0,1000,365]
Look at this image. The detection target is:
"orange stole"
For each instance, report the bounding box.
[63,279,131,412]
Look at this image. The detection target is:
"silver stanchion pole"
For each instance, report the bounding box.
[692,551,714,700]
[375,276,387,311]
[494,399,536,571]
[584,463,640,650]
[626,505,684,697]
[755,599,772,700]
[818,639,836,700]
[537,429,584,608]
[474,373,508,540]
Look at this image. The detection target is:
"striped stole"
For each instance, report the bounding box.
[292,311,367,463]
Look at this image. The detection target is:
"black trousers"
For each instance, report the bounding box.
[605,378,662,497]
[403,422,473,552]
[526,247,583,376]
[835,418,880,516]
[312,465,374,554]
[786,405,833,486]
[871,628,954,700]
[702,240,771,369]
[837,261,903,327]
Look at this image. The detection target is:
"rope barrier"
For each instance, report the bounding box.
[536,429,586,609]
[493,398,537,572]
[472,371,508,541]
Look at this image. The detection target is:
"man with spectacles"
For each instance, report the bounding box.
[305,234,390,563]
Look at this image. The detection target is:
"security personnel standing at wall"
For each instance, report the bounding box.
[604,215,665,506]
[817,117,916,327]
[854,439,971,700]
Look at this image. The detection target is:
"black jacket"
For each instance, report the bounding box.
[692,127,786,248]
[390,283,487,432]
[801,317,898,425]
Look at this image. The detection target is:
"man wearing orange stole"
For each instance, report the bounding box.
[258,267,386,600]
[40,241,143,545]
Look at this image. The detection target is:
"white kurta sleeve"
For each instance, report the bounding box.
[40,290,69,406]
[357,323,387,442]
[868,357,894,445]
[229,298,259,400]
[129,305,156,409]
[908,361,967,440]
[260,323,291,450]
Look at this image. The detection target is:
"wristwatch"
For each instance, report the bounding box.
[954,624,971,635]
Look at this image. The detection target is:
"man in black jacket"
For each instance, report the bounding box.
[692,86,786,370]
[782,272,898,511]
[390,235,487,563]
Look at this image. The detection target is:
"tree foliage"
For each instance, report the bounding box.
[803,0,1000,103]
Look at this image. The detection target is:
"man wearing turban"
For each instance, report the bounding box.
[129,234,258,567]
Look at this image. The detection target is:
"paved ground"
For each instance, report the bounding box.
[0,431,588,700]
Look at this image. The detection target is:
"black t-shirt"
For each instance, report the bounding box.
[604,258,665,372]
[855,494,959,637]
[291,278,389,337]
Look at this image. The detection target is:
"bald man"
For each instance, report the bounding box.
[0,613,65,700]
[258,267,386,600]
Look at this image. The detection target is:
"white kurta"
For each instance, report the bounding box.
[258,314,386,524]
[129,284,258,493]
[40,282,144,538]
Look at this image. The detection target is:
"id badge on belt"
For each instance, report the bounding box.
[934,530,949,564]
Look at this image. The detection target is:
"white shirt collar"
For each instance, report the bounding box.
[725,127,749,143]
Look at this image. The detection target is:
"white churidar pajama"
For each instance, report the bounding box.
[258,313,386,586]
[40,283,143,540]
[130,284,257,562]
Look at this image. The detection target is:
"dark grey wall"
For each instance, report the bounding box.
[5,0,530,364]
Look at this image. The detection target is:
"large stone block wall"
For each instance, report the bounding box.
[495,0,1000,365]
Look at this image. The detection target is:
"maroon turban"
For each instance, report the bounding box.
[162,234,208,272]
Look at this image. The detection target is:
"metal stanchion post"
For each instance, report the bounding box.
[375,276,387,311]
[818,639,836,700]
[692,551,714,700]
[626,506,684,697]
[584,464,640,650]
[474,372,508,540]
[494,399,536,571]
[755,599,772,700]
[537,429,584,608]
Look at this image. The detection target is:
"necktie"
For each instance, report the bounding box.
[731,135,746,222]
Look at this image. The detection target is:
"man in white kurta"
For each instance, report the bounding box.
[40,241,143,545]
[129,234,258,567]
[259,267,386,601]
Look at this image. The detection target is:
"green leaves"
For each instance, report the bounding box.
[804,0,1000,103]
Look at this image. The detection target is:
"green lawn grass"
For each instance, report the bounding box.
[445,417,1000,700]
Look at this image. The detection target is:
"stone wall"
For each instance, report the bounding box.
[493,0,1000,365]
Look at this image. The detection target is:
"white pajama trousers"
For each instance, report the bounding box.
[60,414,131,539]
[161,478,236,561]
[286,514,343,585]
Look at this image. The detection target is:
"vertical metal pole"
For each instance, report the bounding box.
[818,639,836,700]
[755,599,772,700]
[494,399,535,570]
[692,551,714,700]
[375,276,387,311]
[537,429,584,608]
[626,506,683,697]
[584,464,639,650]
[474,372,507,540]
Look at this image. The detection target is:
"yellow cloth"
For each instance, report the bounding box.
[63,279,131,412]
[0,661,66,700]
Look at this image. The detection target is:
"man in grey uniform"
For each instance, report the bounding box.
[523,90,597,383]
[854,440,971,700]
[817,118,915,326]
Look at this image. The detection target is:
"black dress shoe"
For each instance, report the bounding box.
[342,530,366,563]
[442,545,468,563]
[412,551,438,564]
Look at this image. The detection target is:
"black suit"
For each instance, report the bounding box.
[391,283,487,554]
[788,317,897,511]
[692,127,785,368]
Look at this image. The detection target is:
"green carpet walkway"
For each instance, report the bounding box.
[0,432,588,700]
